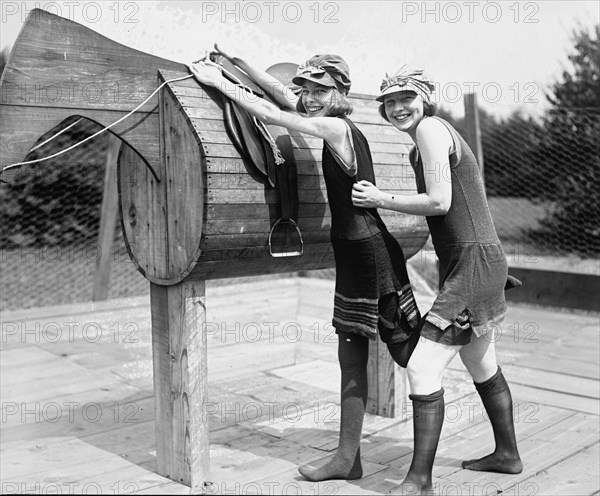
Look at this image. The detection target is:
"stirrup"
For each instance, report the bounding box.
[268,218,304,257]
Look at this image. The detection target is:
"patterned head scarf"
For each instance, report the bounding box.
[376,65,435,102]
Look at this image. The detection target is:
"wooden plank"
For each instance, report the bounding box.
[119,142,169,281]
[1,9,184,112]
[188,128,410,155]
[191,115,410,146]
[0,295,150,323]
[503,365,599,399]
[204,202,419,221]
[428,403,575,478]
[188,250,334,281]
[1,393,154,444]
[205,157,415,180]
[198,237,425,258]
[150,280,210,490]
[0,343,64,368]
[446,411,600,486]
[464,93,484,176]
[0,362,143,406]
[0,309,152,355]
[0,437,134,479]
[161,83,205,282]
[92,133,122,301]
[200,242,426,270]
[184,105,232,121]
[206,186,414,204]
[205,173,416,191]
[509,383,599,415]
[250,458,387,494]
[203,218,423,238]
[367,338,406,418]
[70,464,189,495]
[513,442,599,495]
[135,482,191,495]
[178,91,388,125]
[503,354,599,381]
[205,217,331,234]
[202,142,410,166]
[207,341,299,382]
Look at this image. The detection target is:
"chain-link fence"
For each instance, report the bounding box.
[0,120,148,311]
[1,102,598,311]
[480,107,599,269]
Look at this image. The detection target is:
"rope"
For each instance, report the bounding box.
[253,116,286,165]
[0,73,195,181]
[30,117,84,152]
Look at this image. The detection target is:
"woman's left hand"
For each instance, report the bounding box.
[212,42,234,61]
[188,60,224,87]
[352,180,385,208]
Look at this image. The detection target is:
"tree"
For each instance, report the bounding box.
[437,106,548,200]
[0,47,8,76]
[547,24,600,111]
[533,24,600,256]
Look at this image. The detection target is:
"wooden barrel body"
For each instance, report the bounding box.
[119,70,428,284]
[0,9,428,286]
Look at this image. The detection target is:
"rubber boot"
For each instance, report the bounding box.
[462,367,523,474]
[392,388,445,496]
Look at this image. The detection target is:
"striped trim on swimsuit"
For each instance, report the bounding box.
[333,292,379,335]
[398,284,421,328]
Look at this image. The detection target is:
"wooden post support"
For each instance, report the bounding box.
[367,339,407,417]
[150,280,211,492]
[464,92,484,181]
[92,133,122,301]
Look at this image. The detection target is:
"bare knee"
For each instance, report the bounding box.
[460,333,498,383]
[407,338,458,394]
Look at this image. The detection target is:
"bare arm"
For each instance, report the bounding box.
[212,43,299,111]
[189,61,346,144]
[352,118,453,216]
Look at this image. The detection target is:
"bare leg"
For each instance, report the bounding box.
[298,332,368,481]
[460,330,523,474]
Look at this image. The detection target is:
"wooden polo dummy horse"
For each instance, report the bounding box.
[0,9,428,490]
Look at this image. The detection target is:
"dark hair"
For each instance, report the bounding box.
[378,100,438,122]
[296,88,353,117]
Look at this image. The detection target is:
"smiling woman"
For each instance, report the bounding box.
[351,64,524,494]
[190,47,423,483]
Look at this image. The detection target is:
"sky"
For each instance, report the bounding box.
[1,0,598,118]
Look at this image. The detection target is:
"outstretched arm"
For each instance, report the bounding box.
[189,60,346,144]
[352,118,453,216]
[212,43,299,111]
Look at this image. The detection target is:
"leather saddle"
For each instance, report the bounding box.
[213,56,303,257]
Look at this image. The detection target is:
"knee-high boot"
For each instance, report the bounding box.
[393,388,444,495]
[462,367,523,474]
[298,332,368,481]
[393,388,444,496]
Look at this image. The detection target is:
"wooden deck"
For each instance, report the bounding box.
[1,276,598,495]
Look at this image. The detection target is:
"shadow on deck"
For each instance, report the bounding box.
[1,276,598,495]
